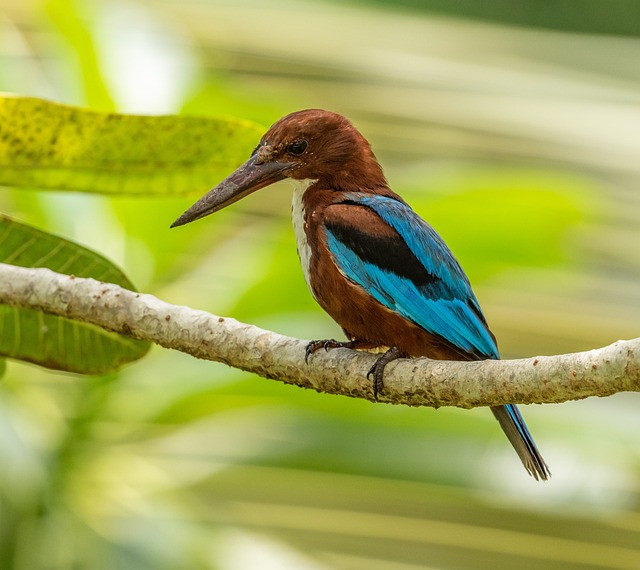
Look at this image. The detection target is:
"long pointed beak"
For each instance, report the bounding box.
[170,154,291,228]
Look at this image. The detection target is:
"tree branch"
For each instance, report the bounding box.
[0,262,638,407]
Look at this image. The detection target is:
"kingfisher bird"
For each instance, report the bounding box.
[171,109,550,480]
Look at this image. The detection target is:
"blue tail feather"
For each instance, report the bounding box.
[492,404,550,480]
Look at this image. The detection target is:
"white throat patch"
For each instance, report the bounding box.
[290,178,317,290]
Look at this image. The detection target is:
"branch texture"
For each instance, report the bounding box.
[0,263,638,408]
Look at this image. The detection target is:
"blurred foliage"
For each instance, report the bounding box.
[399,168,589,282]
[0,0,639,569]
[0,93,263,375]
[0,214,149,373]
[347,0,640,37]
[43,0,115,110]
[0,95,263,195]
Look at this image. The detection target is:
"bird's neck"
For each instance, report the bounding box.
[323,154,387,193]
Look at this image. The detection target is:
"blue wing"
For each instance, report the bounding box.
[324,193,499,359]
[324,194,550,480]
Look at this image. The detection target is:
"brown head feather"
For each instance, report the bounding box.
[258,109,387,191]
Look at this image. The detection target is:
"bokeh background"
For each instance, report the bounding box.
[2,0,640,568]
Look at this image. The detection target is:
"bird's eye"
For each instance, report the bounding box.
[287,139,308,156]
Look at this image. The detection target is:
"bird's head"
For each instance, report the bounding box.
[171,109,385,228]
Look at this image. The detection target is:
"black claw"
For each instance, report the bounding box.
[367,346,405,400]
[305,340,404,401]
[305,339,354,364]
[304,340,324,364]
[366,363,381,400]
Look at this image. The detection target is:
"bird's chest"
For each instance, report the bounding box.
[291,179,317,291]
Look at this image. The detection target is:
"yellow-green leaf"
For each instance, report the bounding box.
[0,94,263,195]
[0,215,150,374]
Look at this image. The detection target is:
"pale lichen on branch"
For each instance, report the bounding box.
[0,262,638,407]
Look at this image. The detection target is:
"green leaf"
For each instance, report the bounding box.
[0,94,263,195]
[0,215,150,374]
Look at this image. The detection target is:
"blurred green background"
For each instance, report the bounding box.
[1,0,640,568]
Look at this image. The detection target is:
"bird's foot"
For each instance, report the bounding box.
[304,339,364,364]
[367,346,406,400]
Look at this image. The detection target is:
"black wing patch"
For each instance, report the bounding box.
[325,219,453,299]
